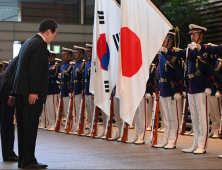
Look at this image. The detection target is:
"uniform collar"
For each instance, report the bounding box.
[65,60,71,64]
[76,58,83,63]
[50,61,56,65]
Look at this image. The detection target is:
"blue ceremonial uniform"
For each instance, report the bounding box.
[73,58,86,95]
[48,61,60,95]
[167,42,215,94]
[215,59,222,93]
[157,53,183,97]
[61,60,74,97]
[146,63,156,95]
[199,44,222,94]
[85,60,92,96]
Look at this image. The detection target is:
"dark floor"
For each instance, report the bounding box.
[1,124,222,169]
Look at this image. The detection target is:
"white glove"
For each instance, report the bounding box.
[159,47,167,53]
[69,93,71,98]
[174,93,181,101]
[188,42,197,50]
[204,88,212,96]
[152,93,156,98]
[145,93,151,99]
[182,91,186,98]
[215,91,221,98]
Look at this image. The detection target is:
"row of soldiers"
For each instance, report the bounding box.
[1,23,222,163]
[156,23,222,156]
[39,23,222,157]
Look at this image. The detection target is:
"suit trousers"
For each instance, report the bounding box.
[0,99,15,157]
[15,95,43,166]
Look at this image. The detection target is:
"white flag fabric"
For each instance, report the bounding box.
[116,0,172,124]
[90,0,121,117]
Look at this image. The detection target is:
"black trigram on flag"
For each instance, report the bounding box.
[104,81,109,93]
[97,11,105,24]
[113,33,120,51]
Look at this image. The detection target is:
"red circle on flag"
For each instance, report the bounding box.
[121,27,142,77]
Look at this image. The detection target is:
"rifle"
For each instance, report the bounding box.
[91,106,99,138]
[150,89,160,146]
[65,91,74,134]
[62,69,74,134]
[181,92,188,135]
[55,93,63,132]
[106,94,114,140]
[77,91,86,136]
[121,122,129,143]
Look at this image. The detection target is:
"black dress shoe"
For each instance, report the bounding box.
[3,155,19,162]
[22,162,48,169]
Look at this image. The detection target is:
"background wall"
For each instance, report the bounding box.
[0,21,93,61]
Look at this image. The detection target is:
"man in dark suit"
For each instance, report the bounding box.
[0,56,19,162]
[12,19,58,169]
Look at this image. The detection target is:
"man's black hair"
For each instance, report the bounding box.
[39,19,58,33]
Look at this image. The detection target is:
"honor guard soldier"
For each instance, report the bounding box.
[162,24,215,154]
[188,36,222,157]
[145,62,156,131]
[206,48,220,139]
[84,44,95,136]
[60,47,75,132]
[189,43,222,138]
[72,45,86,135]
[154,32,183,149]
[55,58,62,70]
[214,58,222,158]
[45,51,61,131]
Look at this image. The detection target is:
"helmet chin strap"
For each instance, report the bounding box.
[76,53,83,61]
[64,55,68,62]
[196,33,202,43]
[165,38,171,48]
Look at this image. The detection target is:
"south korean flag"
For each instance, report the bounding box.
[90,0,121,117]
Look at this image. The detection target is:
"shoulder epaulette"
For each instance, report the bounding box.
[150,64,156,75]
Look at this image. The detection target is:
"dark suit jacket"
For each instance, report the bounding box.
[0,56,18,100]
[12,34,49,104]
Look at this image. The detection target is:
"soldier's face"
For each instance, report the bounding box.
[62,52,68,61]
[2,64,7,70]
[162,37,172,47]
[74,51,81,60]
[86,50,92,59]
[191,32,200,42]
